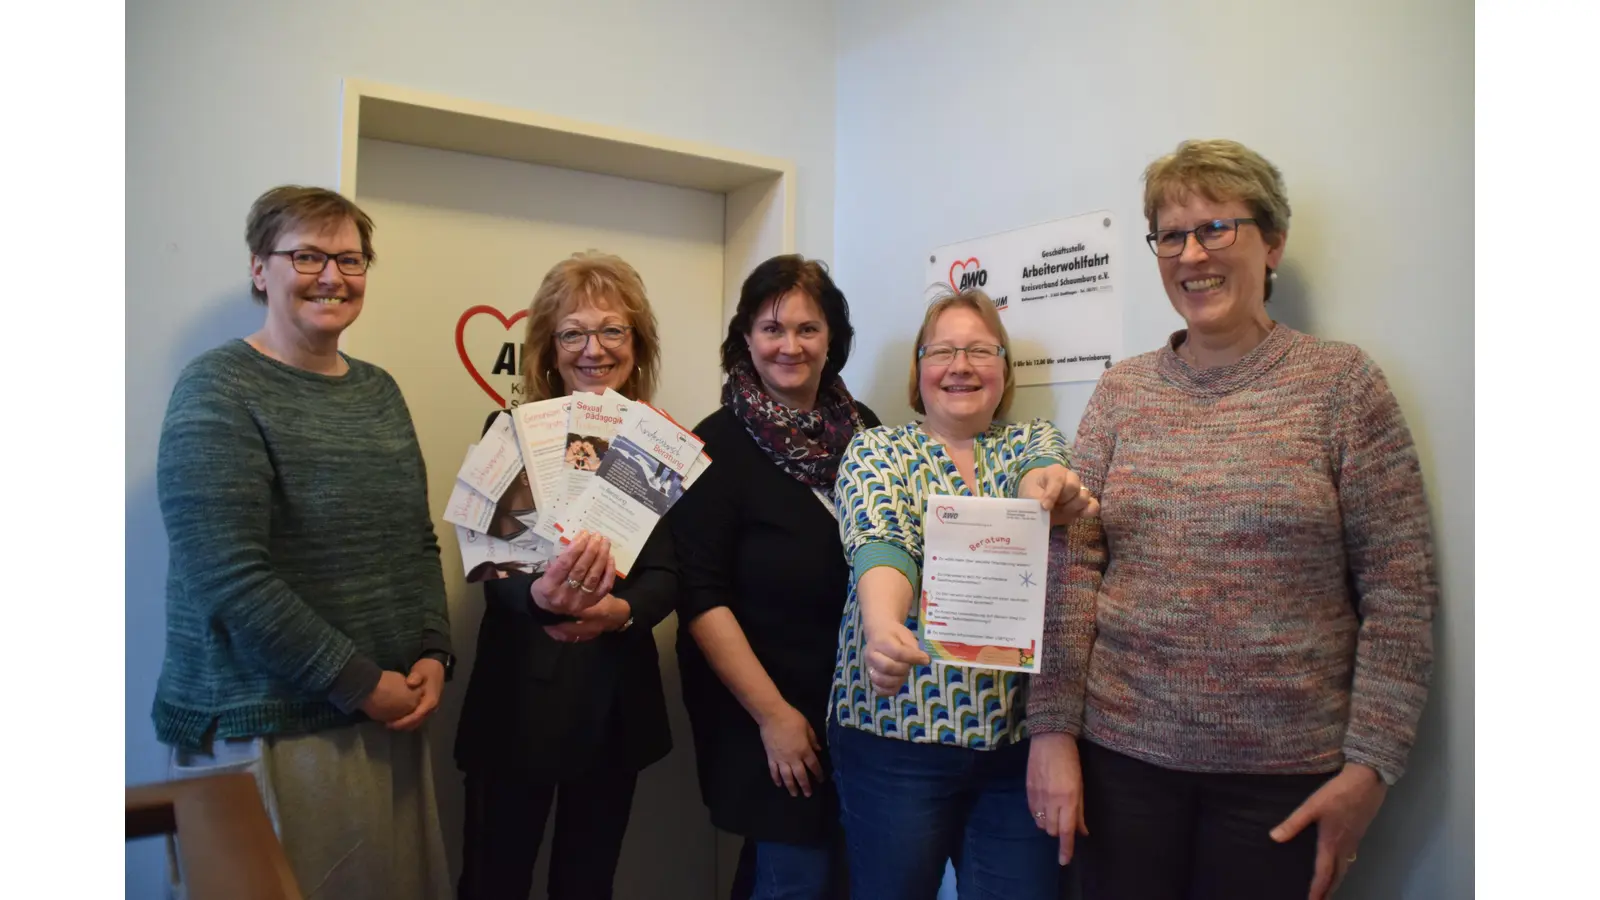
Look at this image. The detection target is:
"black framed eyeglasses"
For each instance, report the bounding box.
[556,325,633,352]
[917,343,1006,367]
[1145,218,1258,258]
[269,249,371,276]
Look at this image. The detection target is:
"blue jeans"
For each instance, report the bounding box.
[829,723,1061,900]
[749,839,837,900]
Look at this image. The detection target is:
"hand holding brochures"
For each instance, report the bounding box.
[444,390,712,587]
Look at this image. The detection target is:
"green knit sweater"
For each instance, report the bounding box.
[152,340,452,750]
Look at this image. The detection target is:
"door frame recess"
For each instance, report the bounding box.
[338,77,797,323]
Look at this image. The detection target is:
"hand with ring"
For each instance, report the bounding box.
[1018,463,1100,527]
[530,531,615,617]
[1270,762,1389,900]
[1026,732,1088,866]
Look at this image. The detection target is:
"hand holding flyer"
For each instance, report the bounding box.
[450,396,711,583]
[554,401,707,576]
[919,494,1049,673]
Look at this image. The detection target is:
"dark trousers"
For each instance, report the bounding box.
[458,768,639,900]
[829,722,1060,900]
[1077,740,1329,900]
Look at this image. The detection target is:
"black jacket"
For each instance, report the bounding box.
[454,411,678,779]
[669,401,878,843]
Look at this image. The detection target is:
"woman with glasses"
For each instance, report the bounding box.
[454,251,679,900]
[1026,139,1438,900]
[153,186,453,899]
[668,256,879,900]
[826,288,1098,900]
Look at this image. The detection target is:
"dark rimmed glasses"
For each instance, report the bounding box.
[1145,218,1258,258]
[269,249,371,276]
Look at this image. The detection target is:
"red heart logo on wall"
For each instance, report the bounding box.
[456,305,528,408]
[948,257,980,290]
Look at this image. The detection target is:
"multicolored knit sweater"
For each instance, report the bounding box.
[1025,324,1436,783]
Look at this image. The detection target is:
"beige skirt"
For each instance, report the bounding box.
[165,720,452,900]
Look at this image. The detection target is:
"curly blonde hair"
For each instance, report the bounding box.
[520,251,661,403]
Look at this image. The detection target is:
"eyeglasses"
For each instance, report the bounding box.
[269,249,371,276]
[1145,218,1258,258]
[918,343,1006,367]
[556,325,633,352]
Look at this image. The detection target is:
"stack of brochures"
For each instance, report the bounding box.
[444,388,710,582]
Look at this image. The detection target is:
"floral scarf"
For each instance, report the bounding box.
[724,358,864,497]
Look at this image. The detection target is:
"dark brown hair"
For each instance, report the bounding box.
[721,255,854,383]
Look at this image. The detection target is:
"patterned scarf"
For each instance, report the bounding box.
[724,358,864,497]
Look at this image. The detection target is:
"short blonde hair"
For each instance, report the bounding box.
[521,251,661,403]
[908,288,1016,417]
[1142,139,1291,244]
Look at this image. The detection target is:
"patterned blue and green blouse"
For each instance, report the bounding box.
[829,419,1070,749]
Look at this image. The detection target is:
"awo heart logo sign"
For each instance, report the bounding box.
[935,504,958,522]
[948,257,987,291]
[455,305,528,408]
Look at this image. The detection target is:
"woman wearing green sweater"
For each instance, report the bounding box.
[152,186,454,899]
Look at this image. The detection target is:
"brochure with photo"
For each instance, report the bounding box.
[535,389,630,542]
[455,524,553,582]
[511,396,572,516]
[555,401,707,576]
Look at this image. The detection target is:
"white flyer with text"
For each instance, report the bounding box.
[918,494,1049,674]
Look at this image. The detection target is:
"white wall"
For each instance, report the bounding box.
[125,1,834,896]
[833,1,1472,898]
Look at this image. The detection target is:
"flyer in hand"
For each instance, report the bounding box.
[554,401,709,577]
[918,494,1049,673]
[446,397,712,583]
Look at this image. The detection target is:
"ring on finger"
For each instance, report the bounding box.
[1345,853,1358,864]
[582,582,599,594]
[1034,811,1047,820]
[565,577,584,590]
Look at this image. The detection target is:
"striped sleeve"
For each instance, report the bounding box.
[1012,418,1072,489]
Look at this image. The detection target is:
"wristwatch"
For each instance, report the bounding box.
[420,650,456,681]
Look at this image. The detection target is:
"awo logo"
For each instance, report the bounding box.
[935,504,959,523]
[948,257,988,291]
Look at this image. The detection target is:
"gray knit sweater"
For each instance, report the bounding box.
[152,341,452,751]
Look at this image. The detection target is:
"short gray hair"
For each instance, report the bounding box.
[1142,139,1291,244]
